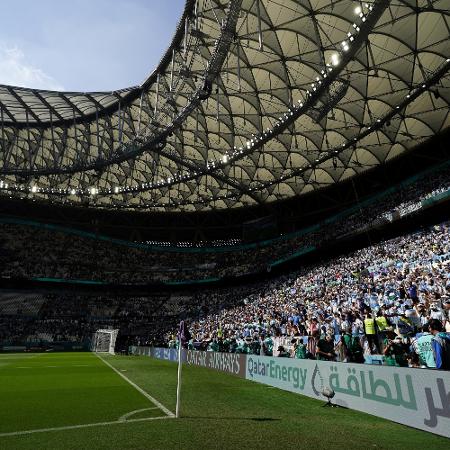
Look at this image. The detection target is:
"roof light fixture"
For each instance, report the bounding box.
[331,53,340,66]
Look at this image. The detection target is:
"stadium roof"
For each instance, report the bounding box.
[0,0,448,212]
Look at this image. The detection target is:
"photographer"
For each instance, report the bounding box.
[316,333,336,361]
[383,329,408,367]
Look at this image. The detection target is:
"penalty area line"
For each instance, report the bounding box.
[94,353,175,417]
[0,416,173,438]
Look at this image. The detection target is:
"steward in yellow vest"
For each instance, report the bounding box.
[364,316,376,335]
[375,315,388,332]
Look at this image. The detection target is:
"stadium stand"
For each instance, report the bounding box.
[164,221,450,369]
[1,219,449,369]
[1,162,449,284]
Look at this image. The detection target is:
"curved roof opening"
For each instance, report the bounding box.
[0,0,185,92]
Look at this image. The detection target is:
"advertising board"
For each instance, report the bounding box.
[131,346,450,437]
[246,355,450,438]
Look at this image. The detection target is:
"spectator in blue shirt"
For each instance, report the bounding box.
[429,319,450,370]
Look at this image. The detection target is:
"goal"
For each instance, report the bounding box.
[92,329,119,354]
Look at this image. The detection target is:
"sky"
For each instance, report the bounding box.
[0,0,185,92]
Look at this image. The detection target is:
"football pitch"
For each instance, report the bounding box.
[0,352,448,450]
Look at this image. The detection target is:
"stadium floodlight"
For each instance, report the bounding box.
[92,329,119,354]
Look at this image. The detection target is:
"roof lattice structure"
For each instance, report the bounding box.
[0,0,449,211]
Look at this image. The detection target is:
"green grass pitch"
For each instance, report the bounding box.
[0,352,448,449]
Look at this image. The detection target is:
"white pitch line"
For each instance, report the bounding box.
[0,416,172,438]
[118,407,159,422]
[94,353,175,417]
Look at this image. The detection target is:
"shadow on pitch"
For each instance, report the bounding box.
[182,416,280,422]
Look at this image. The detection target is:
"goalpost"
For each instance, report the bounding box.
[92,329,119,354]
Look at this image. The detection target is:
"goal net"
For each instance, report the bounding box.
[92,329,119,354]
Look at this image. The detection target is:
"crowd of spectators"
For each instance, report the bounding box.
[0,163,449,284]
[0,292,177,347]
[1,219,449,369]
[165,221,450,370]
[0,162,449,369]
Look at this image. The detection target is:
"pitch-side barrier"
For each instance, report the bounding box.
[130,346,450,438]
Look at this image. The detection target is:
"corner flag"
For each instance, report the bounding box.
[178,320,188,346]
[176,321,188,418]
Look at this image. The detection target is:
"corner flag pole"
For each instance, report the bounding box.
[175,320,186,418]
